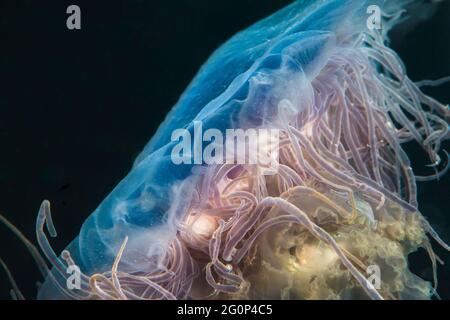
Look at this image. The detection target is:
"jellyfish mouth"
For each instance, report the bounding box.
[186,214,219,240]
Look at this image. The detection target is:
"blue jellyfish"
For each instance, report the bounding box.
[2,0,449,300]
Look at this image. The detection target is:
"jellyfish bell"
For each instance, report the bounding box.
[1,0,449,300]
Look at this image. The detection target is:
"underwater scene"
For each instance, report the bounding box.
[0,0,449,302]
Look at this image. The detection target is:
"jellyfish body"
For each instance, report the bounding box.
[35,0,449,300]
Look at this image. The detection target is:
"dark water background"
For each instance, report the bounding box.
[0,0,449,300]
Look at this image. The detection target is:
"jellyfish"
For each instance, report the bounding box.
[2,0,450,300]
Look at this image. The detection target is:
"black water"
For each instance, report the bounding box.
[0,0,449,300]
